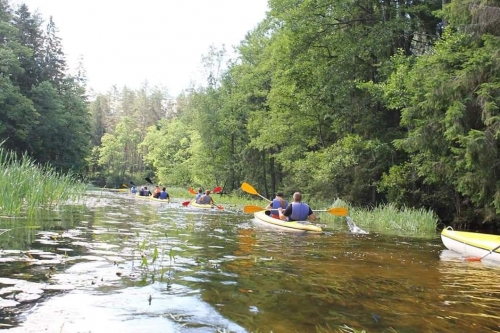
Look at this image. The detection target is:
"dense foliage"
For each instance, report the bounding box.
[0,1,90,173]
[5,0,499,229]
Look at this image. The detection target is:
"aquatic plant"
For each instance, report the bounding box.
[318,199,438,237]
[0,147,86,217]
[133,231,176,284]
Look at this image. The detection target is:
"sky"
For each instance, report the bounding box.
[12,0,269,96]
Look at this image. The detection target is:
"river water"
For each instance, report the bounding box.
[0,191,499,333]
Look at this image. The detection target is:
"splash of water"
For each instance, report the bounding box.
[346,216,369,234]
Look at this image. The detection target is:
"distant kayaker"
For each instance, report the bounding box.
[278,192,316,222]
[159,187,170,201]
[265,192,288,219]
[195,188,203,201]
[141,186,152,197]
[153,186,161,198]
[198,190,214,205]
[131,186,137,194]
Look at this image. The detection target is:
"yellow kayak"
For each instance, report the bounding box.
[188,200,224,210]
[190,201,213,209]
[134,194,169,203]
[253,211,322,232]
[441,227,500,262]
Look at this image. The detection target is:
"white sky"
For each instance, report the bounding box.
[12,0,269,96]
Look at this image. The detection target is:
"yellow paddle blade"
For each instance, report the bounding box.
[243,205,266,213]
[327,207,348,216]
[316,207,349,216]
[241,182,258,195]
[122,183,128,188]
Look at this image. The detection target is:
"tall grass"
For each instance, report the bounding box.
[0,148,86,216]
[322,199,439,236]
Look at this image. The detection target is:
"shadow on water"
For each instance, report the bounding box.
[0,191,499,332]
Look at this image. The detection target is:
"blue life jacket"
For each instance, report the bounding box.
[270,198,288,216]
[160,191,169,200]
[289,202,310,221]
[131,187,137,194]
[195,193,202,201]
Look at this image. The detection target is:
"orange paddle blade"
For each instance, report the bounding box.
[327,207,348,216]
[464,257,482,262]
[216,205,224,210]
[213,186,222,193]
[243,205,266,213]
[188,188,197,195]
[241,182,259,195]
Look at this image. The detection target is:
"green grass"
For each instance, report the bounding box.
[0,147,86,217]
[315,198,438,237]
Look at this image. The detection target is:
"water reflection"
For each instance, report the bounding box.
[0,192,499,332]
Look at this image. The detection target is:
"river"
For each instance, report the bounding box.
[0,191,499,333]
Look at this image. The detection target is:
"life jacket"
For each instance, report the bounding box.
[139,189,144,196]
[270,198,288,218]
[195,193,202,201]
[159,191,169,200]
[289,202,310,221]
[131,187,137,194]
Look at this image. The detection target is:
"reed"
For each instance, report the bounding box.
[318,199,438,236]
[0,148,86,217]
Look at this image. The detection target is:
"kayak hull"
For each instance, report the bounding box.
[253,211,322,232]
[134,194,169,203]
[190,201,215,209]
[441,228,500,262]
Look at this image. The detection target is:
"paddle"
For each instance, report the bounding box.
[189,186,222,195]
[130,181,136,186]
[243,205,348,216]
[465,244,500,262]
[145,177,153,185]
[240,182,271,202]
[122,183,128,188]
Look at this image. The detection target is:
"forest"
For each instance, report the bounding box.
[1,0,500,229]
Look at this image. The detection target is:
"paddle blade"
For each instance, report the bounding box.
[216,205,224,210]
[182,201,191,206]
[243,205,266,213]
[145,177,153,184]
[241,182,258,195]
[130,181,136,186]
[188,188,197,195]
[213,186,222,194]
[122,183,128,188]
[327,207,348,216]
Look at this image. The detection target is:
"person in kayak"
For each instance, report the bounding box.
[265,192,288,219]
[159,187,170,201]
[198,190,214,205]
[141,186,152,196]
[195,188,203,201]
[153,186,161,198]
[278,192,316,222]
[131,186,137,194]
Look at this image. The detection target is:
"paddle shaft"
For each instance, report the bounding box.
[481,244,500,260]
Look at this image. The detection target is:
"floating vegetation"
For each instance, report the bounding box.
[0,147,86,217]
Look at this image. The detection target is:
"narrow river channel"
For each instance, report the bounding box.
[0,191,499,333]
